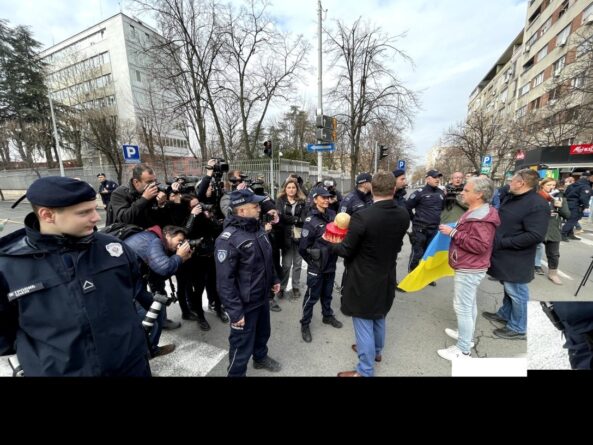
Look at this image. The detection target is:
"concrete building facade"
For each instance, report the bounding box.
[40,13,190,165]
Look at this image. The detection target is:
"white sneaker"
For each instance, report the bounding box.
[445,328,475,348]
[437,345,471,361]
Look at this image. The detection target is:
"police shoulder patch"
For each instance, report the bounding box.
[410,193,417,200]
[221,231,232,240]
[305,217,312,222]
[302,229,309,238]
[217,250,228,263]
[106,242,123,258]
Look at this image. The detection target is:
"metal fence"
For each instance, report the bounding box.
[0,158,353,194]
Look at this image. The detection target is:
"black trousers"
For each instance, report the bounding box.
[544,241,560,269]
[408,226,438,272]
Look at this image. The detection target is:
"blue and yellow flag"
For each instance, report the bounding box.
[398,229,454,292]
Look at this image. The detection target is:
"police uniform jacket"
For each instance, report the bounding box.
[106,180,172,228]
[393,188,407,208]
[298,207,337,274]
[405,185,445,228]
[0,214,149,376]
[564,178,592,211]
[215,215,279,323]
[98,179,118,196]
[340,189,373,215]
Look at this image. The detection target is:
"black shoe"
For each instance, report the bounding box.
[482,311,507,325]
[493,327,526,340]
[270,300,282,312]
[150,343,175,359]
[534,266,545,276]
[162,318,181,330]
[217,311,229,323]
[428,281,437,287]
[208,301,216,312]
[568,234,581,240]
[322,316,343,328]
[289,289,301,300]
[253,356,282,372]
[197,318,211,331]
[301,325,312,343]
[181,311,200,321]
[561,235,570,242]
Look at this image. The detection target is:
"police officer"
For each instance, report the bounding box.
[392,169,407,207]
[340,172,373,215]
[541,302,593,370]
[97,173,118,209]
[0,177,150,376]
[561,171,593,241]
[215,189,282,377]
[406,170,445,282]
[299,186,343,343]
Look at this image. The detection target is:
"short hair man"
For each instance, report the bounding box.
[0,177,150,376]
[330,171,410,377]
[484,169,549,339]
[97,173,118,209]
[340,172,373,215]
[215,189,282,376]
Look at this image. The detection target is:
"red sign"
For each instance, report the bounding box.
[570,144,593,155]
[515,149,525,160]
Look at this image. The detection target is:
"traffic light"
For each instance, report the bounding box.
[263,140,272,158]
[316,115,337,143]
[379,145,388,159]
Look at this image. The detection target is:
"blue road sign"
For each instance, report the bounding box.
[481,155,492,166]
[307,143,336,153]
[397,160,406,170]
[123,144,141,164]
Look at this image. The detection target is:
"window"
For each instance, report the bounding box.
[530,97,541,110]
[536,46,548,62]
[553,55,566,75]
[533,71,544,87]
[516,105,527,118]
[520,82,531,96]
[540,17,552,36]
[584,3,593,24]
[558,0,569,18]
[556,25,570,47]
[136,70,142,82]
[572,76,585,88]
[499,89,508,104]
[129,25,136,38]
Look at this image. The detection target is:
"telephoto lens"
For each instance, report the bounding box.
[142,292,170,333]
[188,237,203,249]
[8,356,24,377]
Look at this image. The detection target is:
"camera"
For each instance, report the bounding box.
[263,213,274,224]
[188,238,203,249]
[210,158,229,175]
[200,203,214,212]
[149,182,170,193]
[142,292,177,334]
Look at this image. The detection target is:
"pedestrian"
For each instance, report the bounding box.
[0,176,151,376]
[329,171,409,377]
[97,173,118,209]
[437,177,500,360]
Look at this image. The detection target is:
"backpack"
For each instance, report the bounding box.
[99,223,144,240]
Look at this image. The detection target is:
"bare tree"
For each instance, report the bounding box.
[443,111,516,179]
[325,17,419,188]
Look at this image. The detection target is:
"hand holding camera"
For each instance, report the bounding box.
[176,240,193,262]
[142,182,160,201]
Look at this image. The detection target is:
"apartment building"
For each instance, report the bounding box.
[40,13,190,165]
[469,0,593,131]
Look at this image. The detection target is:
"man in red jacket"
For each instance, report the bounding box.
[437,177,500,360]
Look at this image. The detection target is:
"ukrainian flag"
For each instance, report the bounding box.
[398,228,454,292]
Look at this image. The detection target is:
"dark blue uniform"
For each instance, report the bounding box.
[98,179,118,207]
[406,185,445,271]
[394,188,407,208]
[340,189,373,215]
[561,178,592,237]
[0,214,150,376]
[298,208,338,327]
[215,215,279,377]
[551,302,593,370]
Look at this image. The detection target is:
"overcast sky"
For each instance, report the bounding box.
[1,0,528,162]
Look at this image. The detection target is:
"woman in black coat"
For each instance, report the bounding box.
[276,180,307,299]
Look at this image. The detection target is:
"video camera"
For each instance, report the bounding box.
[188,237,204,249]
[209,158,230,176]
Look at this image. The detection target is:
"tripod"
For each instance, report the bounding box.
[575,256,593,297]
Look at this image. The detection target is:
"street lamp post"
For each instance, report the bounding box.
[48,93,65,177]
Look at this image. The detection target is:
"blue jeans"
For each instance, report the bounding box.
[353,317,385,377]
[496,282,529,334]
[453,271,485,353]
[534,243,544,267]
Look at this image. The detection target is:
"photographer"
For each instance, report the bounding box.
[124,225,193,358]
[218,169,249,218]
[106,164,178,229]
[178,197,229,330]
[440,172,467,224]
[324,179,342,213]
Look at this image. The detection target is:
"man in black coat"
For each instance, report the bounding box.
[484,169,549,340]
[329,171,410,377]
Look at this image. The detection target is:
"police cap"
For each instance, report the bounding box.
[27,176,97,207]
